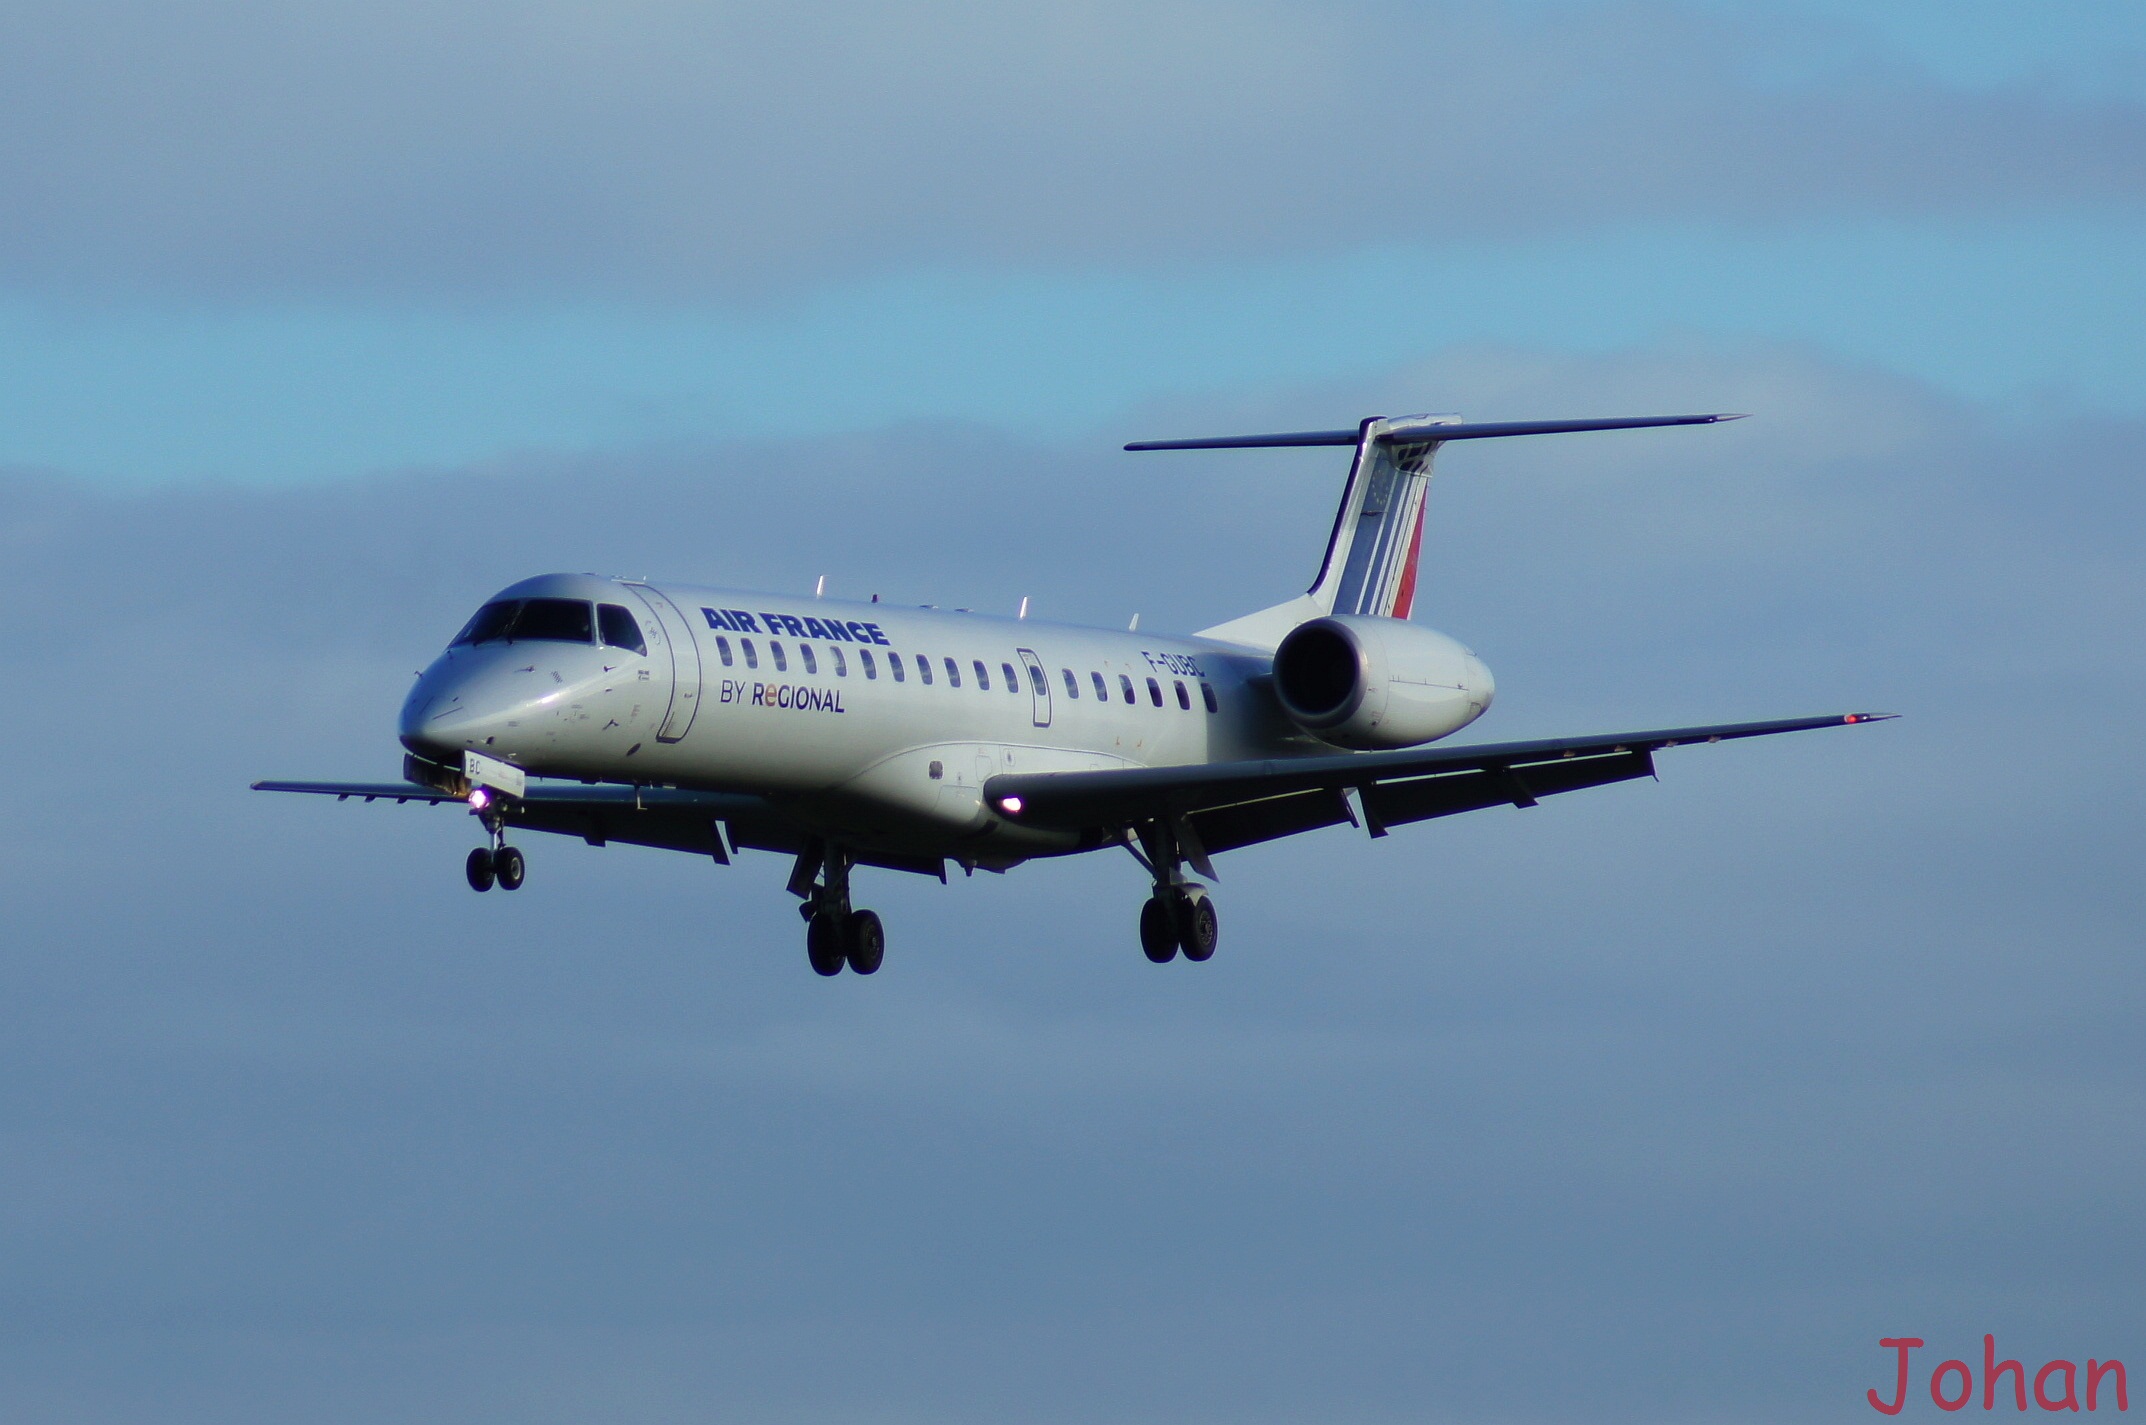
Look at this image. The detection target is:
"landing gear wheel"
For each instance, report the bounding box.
[494,845,526,891]
[845,910,885,975]
[465,847,496,892]
[1176,891,1219,962]
[1140,896,1178,963]
[807,910,848,976]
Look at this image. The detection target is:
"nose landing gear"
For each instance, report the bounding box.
[464,804,526,892]
[792,841,884,976]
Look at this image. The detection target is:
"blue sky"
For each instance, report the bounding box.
[2,0,2143,483]
[1714,0,2146,91]
[8,215,2146,482]
[2,4,2142,1423]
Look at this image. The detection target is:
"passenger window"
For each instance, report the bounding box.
[742,639,759,669]
[1146,677,1162,707]
[771,641,787,672]
[1200,682,1218,713]
[801,645,817,674]
[453,600,520,646]
[512,597,595,644]
[597,603,647,655]
[1174,679,1190,710]
[1090,671,1107,700]
[832,647,847,676]
[1002,662,1020,693]
[973,659,989,690]
[1119,674,1135,704]
[862,649,877,679]
[916,654,932,685]
[1061,668,1078,698]
[944,657,960,687]
[1027,664,1047,696]
[716,635,733,666]
[890,652,905,682]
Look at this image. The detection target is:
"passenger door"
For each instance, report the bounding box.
[623,584,701,742]
[1017,648,1051,728]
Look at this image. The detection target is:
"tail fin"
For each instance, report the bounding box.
[1126,411,1744,650]
[1312,415,1445,620]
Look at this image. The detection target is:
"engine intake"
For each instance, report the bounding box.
[1272,615,1493,750]
[1273,621,1365,723]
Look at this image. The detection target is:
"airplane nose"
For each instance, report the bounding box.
[397,677,440,750]
[398,659,533,761]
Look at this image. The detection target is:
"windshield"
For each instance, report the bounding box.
[597,603,646,655]
[451,597,596,646]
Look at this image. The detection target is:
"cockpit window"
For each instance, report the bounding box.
[597,603,646,655]
[514,598,595,643]
[453,600,521,645]
[453,597,595,646]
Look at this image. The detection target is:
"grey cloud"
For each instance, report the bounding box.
[0,0,2141,297]
[0,343,2140,1419]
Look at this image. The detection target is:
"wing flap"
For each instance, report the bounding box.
[1188,786,1357,854]
[1361,748,1654,834]
[513,800,730,857]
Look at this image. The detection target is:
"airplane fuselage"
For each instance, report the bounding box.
[398,572,1496,866]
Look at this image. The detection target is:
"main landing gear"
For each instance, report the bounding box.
[464,804,525,892]
[1130,823,1220,964]
[792,841,884,976]
[1139,887,1218,963]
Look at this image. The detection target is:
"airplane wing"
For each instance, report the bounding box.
[983,713,1891,854]
[252,780,775,859]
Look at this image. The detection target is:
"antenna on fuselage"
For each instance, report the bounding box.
[815,575,826,597]
[1018,597,1030,620]
[1129,613,1140,631]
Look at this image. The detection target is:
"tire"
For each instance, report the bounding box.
[1139,896,1178,963]
[1177,892,1219,962]
[807,911,847,976]
[495,845,526,891]
[465,847,496,892]
[845,910,885,975]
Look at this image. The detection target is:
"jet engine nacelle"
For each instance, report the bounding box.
[1272,615,1494,750]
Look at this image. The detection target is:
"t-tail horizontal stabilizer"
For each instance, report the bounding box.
[1178,412,1747,649]
[1125,412,1746,451]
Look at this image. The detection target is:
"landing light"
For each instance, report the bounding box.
[468,788,491,809]
[998,795,1024,816]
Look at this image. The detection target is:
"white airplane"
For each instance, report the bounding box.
[257,413,1888,975]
